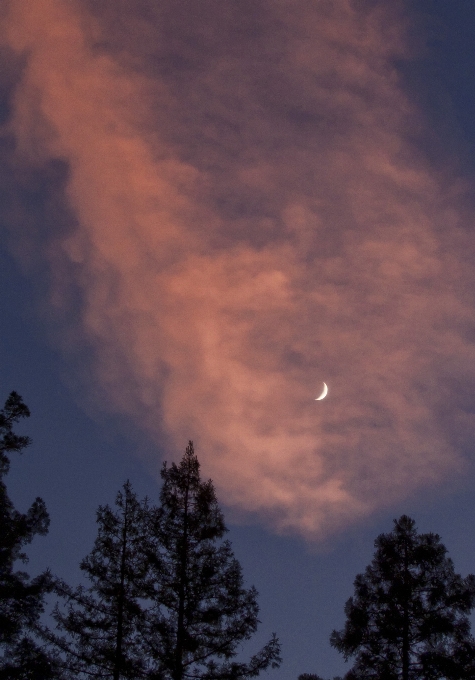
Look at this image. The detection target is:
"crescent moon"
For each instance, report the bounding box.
[315,382,328,401]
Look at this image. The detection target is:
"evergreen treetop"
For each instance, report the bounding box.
[51,442,281,680]
[51,481,154,679]
[331,515,475,680]
[144,441,282,680]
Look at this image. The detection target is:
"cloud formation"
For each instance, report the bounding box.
[2,0,475,538]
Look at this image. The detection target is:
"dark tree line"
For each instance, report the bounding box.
[0,393,281,679]
[3,391,475,680]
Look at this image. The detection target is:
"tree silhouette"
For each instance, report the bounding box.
[51,443,280,680]
[0,391,57,678]
[331,515,475,680]
[143,441,281,680]
[51,482,154,679]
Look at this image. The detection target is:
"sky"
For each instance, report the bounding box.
[2,0,475,678]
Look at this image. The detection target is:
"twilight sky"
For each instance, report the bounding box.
[2,1,475,678]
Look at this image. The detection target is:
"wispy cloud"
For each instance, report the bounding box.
[2,0,475,537]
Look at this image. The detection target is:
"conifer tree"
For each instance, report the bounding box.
[331,515,475,680]
[52,482,154,679]
[143,441,281,680]
[0,391,57,678]
[51,443,280,680]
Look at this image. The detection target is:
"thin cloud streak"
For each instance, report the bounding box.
[2,0,475,538]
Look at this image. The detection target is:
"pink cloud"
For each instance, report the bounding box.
[2,0,475,538]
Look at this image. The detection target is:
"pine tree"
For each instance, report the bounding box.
[144,441,281,680]
[51,443,280,680]
[331,515,475,680]
[51,482,154,679]
[0,391,57,678]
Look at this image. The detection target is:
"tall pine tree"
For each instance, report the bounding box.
[0,391,57,679]
[143,441,281,680]
[52,482,154,679]
[51,443,280,680]
[331,515,475,680]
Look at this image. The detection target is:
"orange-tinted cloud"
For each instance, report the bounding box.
[2,0,475,538]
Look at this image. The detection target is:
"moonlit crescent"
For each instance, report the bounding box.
[315,382,328,401]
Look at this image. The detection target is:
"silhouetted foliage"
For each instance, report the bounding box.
[331,515,475,680]
[51,481,154,679]
[51,442,280,680]
[142,441,281,680]
[0,391,58,679]
[0,635,61,680]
